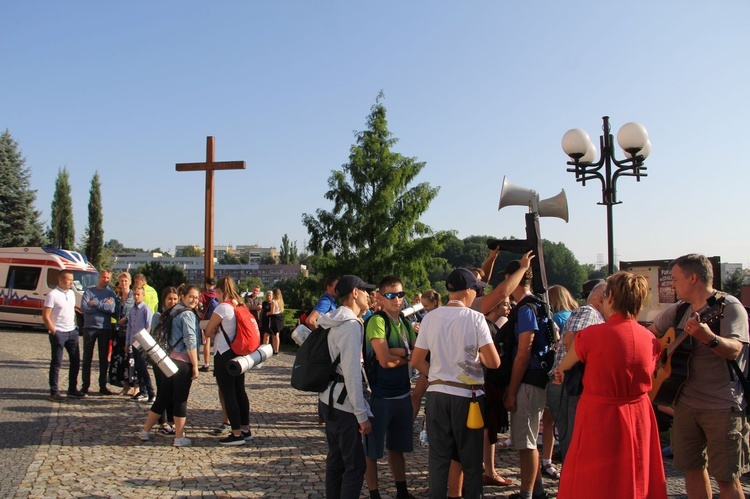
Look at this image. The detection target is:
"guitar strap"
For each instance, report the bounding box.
[709,291,750,409]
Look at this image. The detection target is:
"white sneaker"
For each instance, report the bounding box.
[173,436,192,447]
[136,430,150,441]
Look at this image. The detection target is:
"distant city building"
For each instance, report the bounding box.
[234,245,279,263]
[110,252,303,287]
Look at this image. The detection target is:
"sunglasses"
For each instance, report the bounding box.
[381,291,406,300]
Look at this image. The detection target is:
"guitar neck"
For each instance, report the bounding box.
[666,328,690,358]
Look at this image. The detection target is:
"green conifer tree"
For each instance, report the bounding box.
[84,172,105,268]
[302,92,448,288]
[0,130,45,247]
[48,167,75,249]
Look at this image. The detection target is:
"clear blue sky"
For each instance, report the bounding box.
[3,1,749,268]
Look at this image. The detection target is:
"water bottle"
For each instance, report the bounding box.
[419,428,428,447]
[419,418,428,447]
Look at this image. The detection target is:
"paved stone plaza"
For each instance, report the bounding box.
[1,327,749,498]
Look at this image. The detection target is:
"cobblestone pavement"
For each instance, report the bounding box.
[2,327,750,498]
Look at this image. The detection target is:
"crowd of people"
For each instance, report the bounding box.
[41,251,750,498]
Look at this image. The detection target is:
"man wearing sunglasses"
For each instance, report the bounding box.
[364,276,417,499]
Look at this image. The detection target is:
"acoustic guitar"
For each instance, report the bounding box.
[649,296,725,407]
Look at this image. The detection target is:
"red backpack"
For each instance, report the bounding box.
[219,302,261,356]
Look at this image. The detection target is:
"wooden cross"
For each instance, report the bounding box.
[176,136,245,281]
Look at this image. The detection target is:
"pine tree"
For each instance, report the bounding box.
[302,92,448,288]
[48,167,75,249]
[84,172,105,268]
[0,130,45,247]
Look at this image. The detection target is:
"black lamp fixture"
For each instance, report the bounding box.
[562,116,651,276]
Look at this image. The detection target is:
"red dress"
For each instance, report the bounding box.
[557,314,667,499]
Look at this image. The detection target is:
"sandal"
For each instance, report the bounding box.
[541,463,560,479]
[483,474,512,486]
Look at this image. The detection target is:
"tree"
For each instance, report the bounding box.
[542,240,587,296]
[177,245,202,257]
[136,261,187,296]
[302,92,448,289]
[260,255,277,265]
[48,167,75,249]
[237,276,264,295]
[83,172,105,268]
[723,269,745,298]
[104,239,125,252]
[0,130,45,247]
[279,234,299,265]
[219,252,239,265]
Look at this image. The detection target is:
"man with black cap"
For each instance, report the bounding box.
[547,279,606,463]
[317,275,375,499]
[412,268,501,499]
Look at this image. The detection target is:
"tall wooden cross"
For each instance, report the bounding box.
[176,136,245,281]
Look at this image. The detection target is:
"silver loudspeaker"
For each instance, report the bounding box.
[538,189,569,223]
[498,177,538,212]
[498,176,569,223]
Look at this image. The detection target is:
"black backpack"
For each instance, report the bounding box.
[489,294,558,388]
[151,307,196,356]
[291,319,359,418]
[291,325,340,392]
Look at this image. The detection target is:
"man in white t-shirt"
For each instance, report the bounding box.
[43,270,86,401]
[412,268,501,499]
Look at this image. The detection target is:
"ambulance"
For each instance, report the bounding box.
[0,247,99,328]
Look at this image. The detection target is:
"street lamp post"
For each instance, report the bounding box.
[562,116,651,276]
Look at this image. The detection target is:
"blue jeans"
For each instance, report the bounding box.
[48,329,80,394]
[320,401,366,499]
[132,349,154,397]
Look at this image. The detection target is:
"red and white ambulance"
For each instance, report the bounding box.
[0,247,99,328]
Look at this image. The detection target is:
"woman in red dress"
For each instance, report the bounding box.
[556,271,667,499]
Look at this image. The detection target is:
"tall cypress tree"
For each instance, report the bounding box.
[48,167,75,249]
[84,172,104,268]
[0,130,45,247]
[302,92,448,288]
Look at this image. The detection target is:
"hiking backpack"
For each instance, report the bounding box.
[489,294,559,388]
[291,325,341,393]
[151,307,196,356]
[362,310,413,390]
[219,302,261,356]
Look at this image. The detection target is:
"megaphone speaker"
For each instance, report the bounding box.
[538,189,569,222]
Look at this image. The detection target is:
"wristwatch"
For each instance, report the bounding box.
[704,334,720,349]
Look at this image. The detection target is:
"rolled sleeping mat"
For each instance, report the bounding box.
[133,329,179,378]
[291,324,312,346]
[227,344,274,376]
[401,302,425,319]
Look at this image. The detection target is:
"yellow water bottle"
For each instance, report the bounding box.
[466,389,484,429]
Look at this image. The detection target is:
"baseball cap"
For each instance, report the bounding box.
[205,277,216,286]
[582,279,605,299]
[335,275,376,297]
[446,268,487,292]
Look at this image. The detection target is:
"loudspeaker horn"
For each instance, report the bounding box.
[538,189,569,223]
[498,176,539,212]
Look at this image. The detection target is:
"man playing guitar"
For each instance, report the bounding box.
[649,254,749,499]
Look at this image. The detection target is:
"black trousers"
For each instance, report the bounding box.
[319,401,366,499]
[48,329,80,394]
[81,327,111,391]
[149,359,193,418]
[214,350,250,430]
